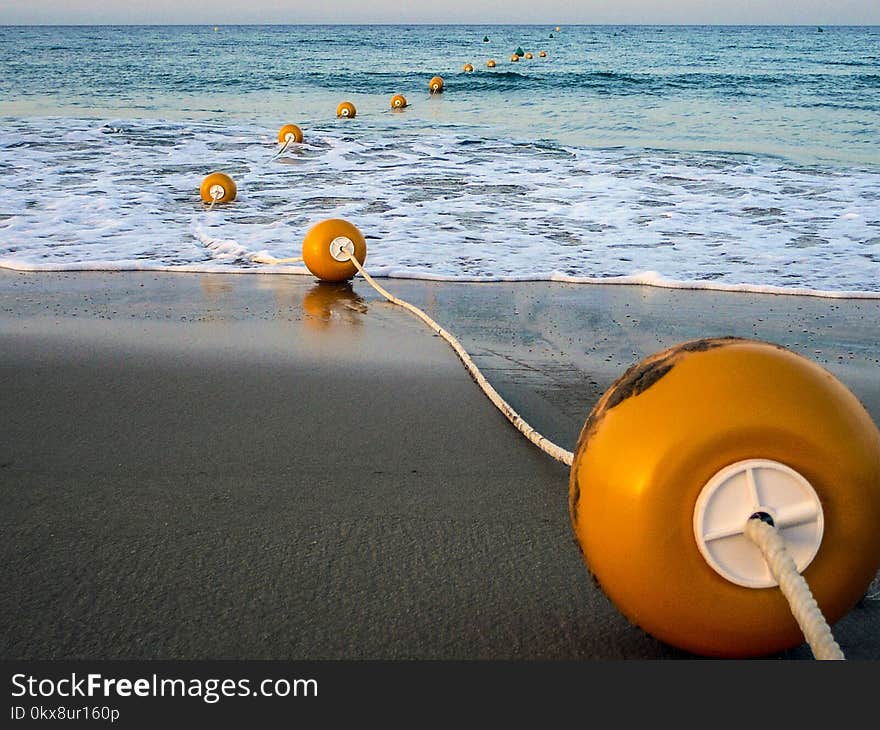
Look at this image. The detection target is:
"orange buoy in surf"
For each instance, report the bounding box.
[510,54,519,62]
[277,124,303,144]
[390,94,408,110]
[525,52,533,59]
[568,337,880,658]
[336,101,357,118]
[463,63,474,72]
[301,219,367,283]
[486,59,496,68]
[539,50,547,57]
[199,172,237,204]
[429,76,444,93]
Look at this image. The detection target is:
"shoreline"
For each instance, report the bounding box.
[4,264,880,302]
[2,269,879,659]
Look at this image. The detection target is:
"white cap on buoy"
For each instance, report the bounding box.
[693,459,824,588]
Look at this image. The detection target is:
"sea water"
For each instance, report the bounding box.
[1,24,878,296]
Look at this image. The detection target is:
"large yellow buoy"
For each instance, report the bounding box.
[301,219,367,283]
[539,50,547,58]
[486,59,496,68]
[199,172,236,204]
[569,337,880,658]
[525,52,533,59]
[277,124,303,144]
[336,101,357,118]
[429,76,444,93]
[390,94,408,110]
[463,63,474,72]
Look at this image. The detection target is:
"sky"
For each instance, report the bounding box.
[0,0,878,25]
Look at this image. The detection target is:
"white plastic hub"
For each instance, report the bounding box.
[209,184,225,200]
[693,459,824,588]
[284,133,294,142]
[340,109,350,117]
[329,236,355,262]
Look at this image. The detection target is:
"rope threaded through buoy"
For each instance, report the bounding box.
[745,517,845,660]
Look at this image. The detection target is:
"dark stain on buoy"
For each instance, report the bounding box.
[571,337,744,473]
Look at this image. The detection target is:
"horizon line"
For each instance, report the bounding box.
[1,22,877,27]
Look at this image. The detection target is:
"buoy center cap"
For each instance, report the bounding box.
[329,236,355,262]
[693,459,824,588]
[209,184,226,200]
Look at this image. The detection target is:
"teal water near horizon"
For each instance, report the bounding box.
[1,24,879,294]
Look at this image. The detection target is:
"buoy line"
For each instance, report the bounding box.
[344,253,574,467]
[338,250,866,660]
[745,516,845,659]
[197,160,880,659]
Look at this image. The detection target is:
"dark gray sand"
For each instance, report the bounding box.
[1,270,878,660]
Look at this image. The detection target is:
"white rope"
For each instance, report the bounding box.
[744,518,845,660]
[272,138,292,160]
[347,255,574,467]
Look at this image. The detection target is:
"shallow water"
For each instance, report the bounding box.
[1,25,878,295]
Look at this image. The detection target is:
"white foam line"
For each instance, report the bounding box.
[2,259,878,300]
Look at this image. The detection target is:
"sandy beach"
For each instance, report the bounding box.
[1,269,878,660]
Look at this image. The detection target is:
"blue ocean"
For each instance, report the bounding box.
[1,24,878,296]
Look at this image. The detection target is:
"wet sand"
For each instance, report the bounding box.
[1,270,878,660]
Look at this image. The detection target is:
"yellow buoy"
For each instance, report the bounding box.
[199,172,236,204]
[525,52,533,59]
[277,124,303,144]
[555,26,561,32]
[510,54,519,62]
[569,337,880,658]
[301,219,367,283]
[463,63,474,72]
[390,94,408,110]
[539,50,547,57]
[486,59,496,68]
[336,101,357,118]
[429,76,444,93]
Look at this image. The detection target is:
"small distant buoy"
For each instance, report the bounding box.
[486,59,496,68]
[515,47,524,57]
[336,101,357,118]
[483,36,489,42]
[549,33,554,38]
[569,337,880,657]
[429,76,444,94]
[525,52,533,60]
[213,27,219,32]
[277,124,303,144]
[390,94,408,110]
[199,172,236,204]
[555,26,561,32]
[463,63,474,72]
[510,54,519,62]
[539,50,547,58]
[301,219,367,283]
